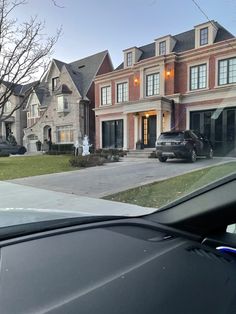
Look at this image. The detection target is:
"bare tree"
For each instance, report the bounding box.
[0,0,61,123]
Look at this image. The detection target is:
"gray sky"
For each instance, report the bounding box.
[13,0,236,68]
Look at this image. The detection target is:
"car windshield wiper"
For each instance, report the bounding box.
[0,215,125,242]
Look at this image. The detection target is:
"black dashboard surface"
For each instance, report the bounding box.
[0,222,236,314]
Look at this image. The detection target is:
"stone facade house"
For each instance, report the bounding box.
[24,50,113,152]
[0,82,35,145]
[94,21,236,156]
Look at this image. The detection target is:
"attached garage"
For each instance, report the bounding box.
[190,107,236,156]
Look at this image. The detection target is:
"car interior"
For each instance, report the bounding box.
[0,174,235,313]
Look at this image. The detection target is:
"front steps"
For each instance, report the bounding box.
[125,148,155,158]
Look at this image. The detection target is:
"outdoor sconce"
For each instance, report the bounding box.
[166,70,171,77]
[134,77,139,86]
[146,114,149,118]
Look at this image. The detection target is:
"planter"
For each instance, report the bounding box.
[136,142,144,150]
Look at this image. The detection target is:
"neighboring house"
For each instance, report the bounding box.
[0,82,36,145]
[94,21,236,156]
[24,50,113,152]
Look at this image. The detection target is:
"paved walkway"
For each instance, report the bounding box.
[8,156,236,198]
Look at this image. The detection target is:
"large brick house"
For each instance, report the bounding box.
[24,51,113,152]
[94,21,236,156]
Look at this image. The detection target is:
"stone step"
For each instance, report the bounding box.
[125,149,156,158]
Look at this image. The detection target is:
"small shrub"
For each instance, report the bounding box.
[69,155,105,168]
[0,152,10,157]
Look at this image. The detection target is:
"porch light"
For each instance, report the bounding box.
[134,77,139,86]
[146,114,149,118]
[166,70,171,77]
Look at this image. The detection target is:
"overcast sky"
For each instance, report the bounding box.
[12,0,236,68]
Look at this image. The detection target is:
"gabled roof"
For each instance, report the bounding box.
[1,80,39,96]
[115,22,235,71]
[49,50,108,99]
[68,50,108,97]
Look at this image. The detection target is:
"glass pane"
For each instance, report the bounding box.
[219,60,228,85]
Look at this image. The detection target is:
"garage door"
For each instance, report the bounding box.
[190,107,236,156]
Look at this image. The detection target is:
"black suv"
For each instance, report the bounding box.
[155,130,213,162]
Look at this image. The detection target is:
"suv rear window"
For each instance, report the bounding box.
[158,132,184,141]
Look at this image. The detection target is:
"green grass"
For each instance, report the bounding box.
[0,155,75,180]
[104,162,236,209]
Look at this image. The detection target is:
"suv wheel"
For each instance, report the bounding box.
[159,156,167,162]
[189,149,197,163]
[206,148,213,159]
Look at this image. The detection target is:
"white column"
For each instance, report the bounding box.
[156,110,163,139]
[1,122,6,140]
[123,114,128,150]
[134,115,139,148]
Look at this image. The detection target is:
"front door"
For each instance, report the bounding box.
[142,115,156,148]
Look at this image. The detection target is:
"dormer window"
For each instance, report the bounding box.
[155,35,176,56]
[126,52,133,67]
[52,77,59,91]
[159,41,166,55]
[194,22,217,49]
[123,47,142,68]
[200,27,208,46]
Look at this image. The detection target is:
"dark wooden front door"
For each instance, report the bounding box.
[142,115,156,148]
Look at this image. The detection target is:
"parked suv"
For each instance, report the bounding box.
[0,139,27,156]
[155,130,213,162]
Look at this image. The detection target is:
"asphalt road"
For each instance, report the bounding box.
[8,156,235,198]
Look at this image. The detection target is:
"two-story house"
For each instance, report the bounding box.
[94,21,236,156]
[0,82,35,145]
[24,50,113,152]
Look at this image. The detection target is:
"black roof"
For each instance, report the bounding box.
[115,22,234,71]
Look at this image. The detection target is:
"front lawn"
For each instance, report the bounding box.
[104,162,236,209]
[0,155,75,180]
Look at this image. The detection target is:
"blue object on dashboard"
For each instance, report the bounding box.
[216,246,236,255]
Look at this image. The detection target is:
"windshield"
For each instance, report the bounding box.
[0,0,236,229]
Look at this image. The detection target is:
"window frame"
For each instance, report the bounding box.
[30,103,39,118]
[200,27,208,46]
[116,82,128,103]
[126,52,133,67]
[218,57,236,86]
[145,72,160,97]
[159,41,166,55]
[101,85,111,106]
[56,125,74,144]
[189,63,207,91]
[52,77,59,91]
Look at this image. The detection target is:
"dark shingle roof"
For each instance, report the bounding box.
[115,22,235,71]
[2,80,39,96]
[68,50,108,97]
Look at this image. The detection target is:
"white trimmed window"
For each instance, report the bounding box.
[190,64,207,90]
[126,52,133,67]
[218,57,236,85]
[200,27,208,46]
[117,82,128,103]
[57,95,69,112]
[56,125,74,143]
[146,73,160,96]
[30,104,39,117]
[4,101,12,113]
[159,41,166,55]
[101,86,111,106]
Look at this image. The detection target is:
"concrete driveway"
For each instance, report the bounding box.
[8,156,235,198]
